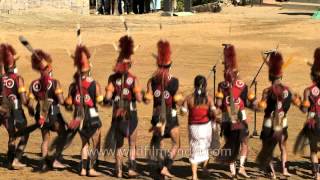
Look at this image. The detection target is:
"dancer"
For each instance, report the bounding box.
[104,35,142,178]
[181,75,216,180]
[215,44,255,179]
[256,51,300,179]
[144,40,183,178]
[28,49,67,170]
[294,47,320,180]
[65,44,103,176]
[0,43,29,169]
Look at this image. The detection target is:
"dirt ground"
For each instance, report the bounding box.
[0,4,319,180]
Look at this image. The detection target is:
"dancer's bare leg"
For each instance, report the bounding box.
[52,121,66,169]
[238,137,250,178]
[12,126,28,169]
[160,127,180,178]
[279,136,291,177]
[128,128,138,177]
[80,136,89,176]
[191,163,198,180]
[40,129,50,170]
[230,162,236,177]
[269,162,277,179]
[88,128,101,177]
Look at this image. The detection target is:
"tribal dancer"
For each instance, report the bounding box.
[181,75,216,180]
[294,47,320,180]
[215,44,255,179]
[256,51,300,179]
[27,49,67,170]
[64,44,103,176]
[144,40,183,178]
[104,35,142,178]
[0,43,29,169]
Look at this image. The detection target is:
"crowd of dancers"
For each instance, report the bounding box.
[0,31,320,180]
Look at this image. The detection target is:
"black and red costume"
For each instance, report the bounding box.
[256,51,300,176]
[104,35,142,177]
[65,44,103,174]
[144,40,183,178]
[216,44,252,163]
[28,49,68,168]
[294,47,320,178]
[0,43,29,169]
[107,68,139,144]
[150,75,179,137]
[68,75,102,137]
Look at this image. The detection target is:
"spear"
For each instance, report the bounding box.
[120,16,129,35]
[249,44,279,88]
[76,24,85,131]
[19,36,52,129]
[49,24,85,154]
[14,37,50,137]
[249,44,279,137]
[13,37,41,137]
[210,54,221,102]
[105,16,133,152]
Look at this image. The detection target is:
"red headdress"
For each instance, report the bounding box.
[31,49,53,89]
[31,49,52,72]
[152,40,172,86]
[0,43,17,71]
[73,44,91,73]
[311,47,320,81]
[223,44,237,71]
[114,35,134,73]
[267,51,283,80]
[157,40,172,68]
[223,44,238,82]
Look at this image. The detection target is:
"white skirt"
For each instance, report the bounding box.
[189,121,212,164]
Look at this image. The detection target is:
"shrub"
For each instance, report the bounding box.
[177,0,184,11]
[161,0,218,12]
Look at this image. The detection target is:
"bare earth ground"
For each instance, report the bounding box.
[0,5,319,180]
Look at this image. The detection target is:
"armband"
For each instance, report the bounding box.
[65,96,73,105]
[96,95,104,103]
[133,86,141,94]
[247,91,255,101]
[292,95,301,106]
[55,88,63,95]
[174,94,183,102]
[215,91,224,99]
[18,87,26,93]
[28,93,35,100]
[106,83,115,93]
[258,100,267,110]
[302,100,310,108]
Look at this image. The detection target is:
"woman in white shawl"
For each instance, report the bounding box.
[181,75,217,180]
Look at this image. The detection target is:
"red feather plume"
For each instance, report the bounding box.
[268,51,283,78]
[151,40,172,86]
[74,45,91,72]
[117,35,134,62]
[312,47,320,76]
[157,40,171,67]
[0,43,16,68]
[114,35,134,73]
[223,44,237,71]
[31,49,52,71]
